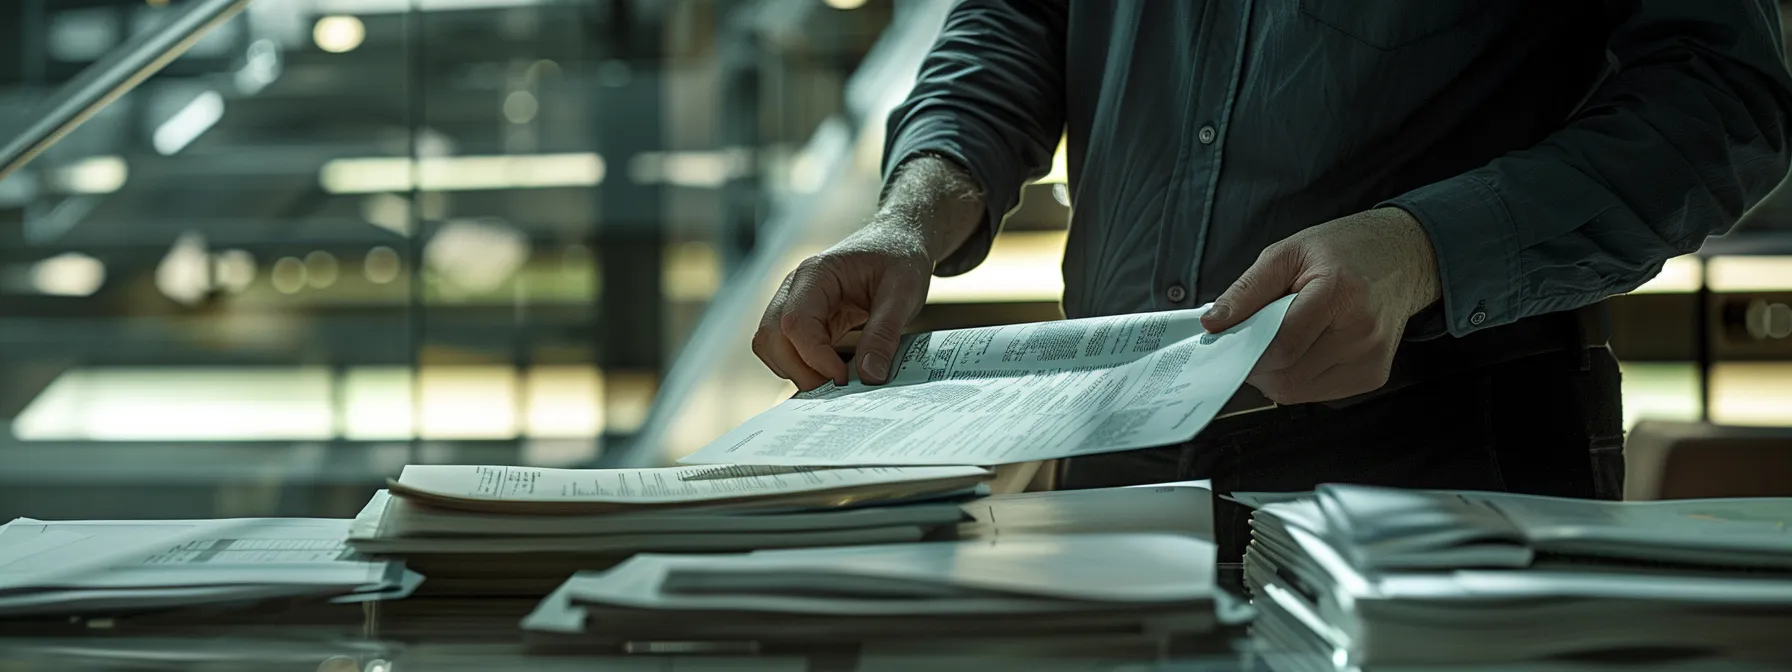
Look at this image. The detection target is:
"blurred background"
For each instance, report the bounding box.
[0,0,1787,520]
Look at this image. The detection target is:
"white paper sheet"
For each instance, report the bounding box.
[0,518,386,592]
[395,464,991,504]
[555,533,1214,617]
[678,296,1294,466]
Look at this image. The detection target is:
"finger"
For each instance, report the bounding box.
[1203,244,1300,333]
[783,312,849,386]
[778,263,851,385]
[771,331,830,390]
[855,275,925,384]
[1252,277,1336,372]
[754,273,800,380]
[751,329,787,380]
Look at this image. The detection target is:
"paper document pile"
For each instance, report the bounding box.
[348,464,993,595]
[1242,485,1792,669]
[0,517,418,618]
[678,296,1295,467]
[524,533,1232,645]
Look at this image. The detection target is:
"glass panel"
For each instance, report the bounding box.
[0,0,898,519]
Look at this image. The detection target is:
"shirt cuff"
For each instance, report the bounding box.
[1381,172,1520,338]
[881,112,1022,278]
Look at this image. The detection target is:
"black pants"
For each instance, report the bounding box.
[1059,346,1627,562]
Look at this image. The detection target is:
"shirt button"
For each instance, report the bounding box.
[1166,284,1188,303]
[1197,125,1217,145]
[1469,311,1488,326]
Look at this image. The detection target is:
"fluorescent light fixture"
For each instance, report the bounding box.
[1708,256,1792,292]
[825,0,869,8]
[928,230,1068,303]
[319,153,605,194]
[12,365,611,442]
[629,150,749,188]
[30,253,106,297]
[312,15,364,53]
[1617,362,1701,430]
[1629,255,1702,294]
[153,90,224,155]
[315,0,540,13]
[54,156,128,194]
[1711,362,1792,426]
[12,367,337,441]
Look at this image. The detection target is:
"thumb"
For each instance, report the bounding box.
[855,275,925,384]
[1203,246,1298,333]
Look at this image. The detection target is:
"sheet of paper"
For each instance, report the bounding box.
[394,464,990,504]
[665,533,1215,604]
[0,518,386,592]
[955,484,1214,541]
[678,295,1294,466]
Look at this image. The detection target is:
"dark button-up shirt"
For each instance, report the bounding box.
[884,0,1792,337]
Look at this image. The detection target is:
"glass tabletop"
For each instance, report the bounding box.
[0,597,1258,672]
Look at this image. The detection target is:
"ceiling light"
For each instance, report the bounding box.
[319,153,605,194]
[313,15,365,53]
[31,253,106,297]
[153,90,224,155]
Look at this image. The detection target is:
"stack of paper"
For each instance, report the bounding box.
[0,517,418,618]
[1242,485,1792,669]
[523,533,1233,645]
[347,464,994,595]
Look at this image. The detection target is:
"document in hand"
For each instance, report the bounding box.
[523,533,1228,644]
[678,295,1295,467]
[0,518,418,618]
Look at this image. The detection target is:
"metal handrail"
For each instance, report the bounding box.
[607,0,951,468]
[0,0,253,184]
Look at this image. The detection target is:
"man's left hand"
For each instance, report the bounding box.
[1198,207,1442,405]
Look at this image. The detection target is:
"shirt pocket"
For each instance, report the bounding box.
[1298,0,1491,51]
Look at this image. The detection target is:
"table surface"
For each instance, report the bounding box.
[0,597,1261,672]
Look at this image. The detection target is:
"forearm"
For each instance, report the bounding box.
[874,155,988,269]
[1386,0,1792,336]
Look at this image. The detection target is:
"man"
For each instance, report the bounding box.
[751,1,1792,557]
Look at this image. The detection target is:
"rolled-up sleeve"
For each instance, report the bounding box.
[1385,0,1792,336]
[882,0,1068,276]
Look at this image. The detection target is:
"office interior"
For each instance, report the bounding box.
[0,0,1790,669]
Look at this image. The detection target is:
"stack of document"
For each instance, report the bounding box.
[347,464,995,595]
[1242,484,1792,669]
[0,517,418,618]
[524,533,1233,645]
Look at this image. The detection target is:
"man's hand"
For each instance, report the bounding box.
[1199,207,1442,405]
[753,223,933,390]
[752,156,984,391]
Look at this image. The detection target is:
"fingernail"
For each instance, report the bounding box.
[1206,304,1230,323]
[863,352,890,382]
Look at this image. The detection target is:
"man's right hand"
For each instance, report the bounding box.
[751,155,987,391]
[752,223,933,390]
